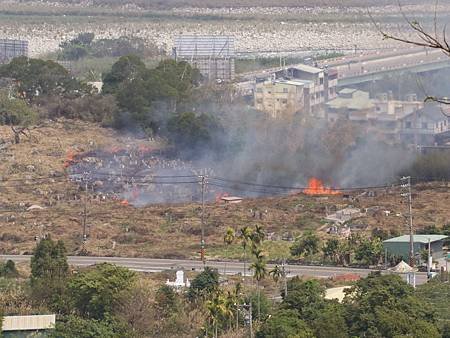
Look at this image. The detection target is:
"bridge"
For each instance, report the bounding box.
[237,48,450,86]
[335,49,450,86]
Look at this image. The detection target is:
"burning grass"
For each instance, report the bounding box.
[0,120,449,259]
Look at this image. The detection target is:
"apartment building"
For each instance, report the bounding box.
[254,79,307,119]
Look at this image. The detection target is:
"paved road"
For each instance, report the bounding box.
[0,255,428,285]
[238,47,446,82]
[335,49,445,79]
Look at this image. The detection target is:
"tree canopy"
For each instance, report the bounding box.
[68,263,137,320]
[0,57,90,102]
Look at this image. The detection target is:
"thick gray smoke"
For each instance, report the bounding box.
[197,105,416,190]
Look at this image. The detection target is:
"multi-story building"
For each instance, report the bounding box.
[325,88,450,146]
[254,79,308,119]
[275,65,328,116]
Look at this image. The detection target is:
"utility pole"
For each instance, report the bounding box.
[82,171,89,252]
[282,258,288,297]
[400,176,414,267]
[200,175,206,266]
[427,237,431,278]
[249,301,253,338]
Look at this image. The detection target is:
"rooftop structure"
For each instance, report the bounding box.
[173,35,235,82]
[383,234,448,243]
[2,314,55,332]
[0,39,28,64]
[221,196,243,204]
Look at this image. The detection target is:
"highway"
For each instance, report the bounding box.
[0,255,428,285]
[334,49,445,79]
[238,47,448,82]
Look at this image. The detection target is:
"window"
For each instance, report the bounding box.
[320,77,324,85]
[422,122,428,129]
[405,121,412,129]
[282,99,287,104]
[283,88,288,93]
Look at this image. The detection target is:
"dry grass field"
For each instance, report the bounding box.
[0,120,448,260]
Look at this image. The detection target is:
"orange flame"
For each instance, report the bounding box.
[120,200,130,206]
[63,149,79,168]
[303,178,340,195]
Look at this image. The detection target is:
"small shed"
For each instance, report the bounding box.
[221,196,243,204]
[2,314,55,336]
[383,234,448,262]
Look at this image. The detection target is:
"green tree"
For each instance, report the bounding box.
[102,55,146,95]
[282,277,326,321]
[251,224,266,251]
[0,57,89,102]
[68,263,136,320]
[187,267,219,301]
[154,284,179,318]
[269,265,282,284]
[31,237,68,281]
[344,272,438,337]
[256,309,314,338]
[416,277,450,337]
[250,248,267,320]
[205,291,228,338]
[167,111,223,156]
[30,237,69,311]
[322,238,340,263]
[238,226,254,279]
[223,227,235,276]
[0,260,18,278]
[0,90,37,126]
[354,237,383,266]
[105,57,200,134]
[51,315,129,338]
[290,231,320,258]
[311,302,349,338]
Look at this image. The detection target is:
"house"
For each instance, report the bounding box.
[326,88,375,123]
[383,234,448,263]
[274,64,329,116]
[325,89,449,146]
[325,207,362,224]
[399,105,450,146]
[254,79,308,118]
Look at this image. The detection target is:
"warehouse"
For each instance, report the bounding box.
[383,234,448,262]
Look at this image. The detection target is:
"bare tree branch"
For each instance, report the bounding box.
[369,0,450,111]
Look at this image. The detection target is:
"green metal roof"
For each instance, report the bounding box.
[383,235,448,244]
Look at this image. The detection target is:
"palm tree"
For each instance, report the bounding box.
[223,227,235,276]
[239,226,253,279]
[250,248,267,321]
[251,225,266,250]
[269,264,282,284]
[224,291,236,331]
[206,291,227,338]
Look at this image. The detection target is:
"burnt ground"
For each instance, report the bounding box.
[0,119,449,260]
